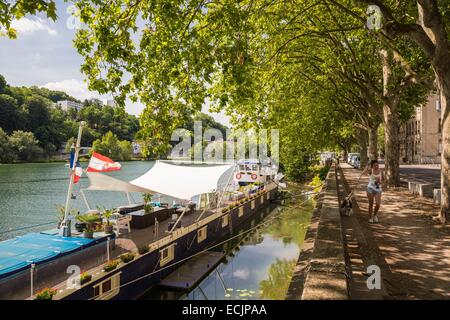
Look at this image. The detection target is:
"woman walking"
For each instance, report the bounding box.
[359,160,384,223]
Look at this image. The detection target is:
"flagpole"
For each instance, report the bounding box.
[61,121,85,237]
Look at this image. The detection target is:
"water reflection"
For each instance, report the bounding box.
[142,189,314,300]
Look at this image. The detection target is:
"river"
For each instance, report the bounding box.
[0,161,154,241]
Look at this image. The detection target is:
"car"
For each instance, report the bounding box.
[347,153,360,164]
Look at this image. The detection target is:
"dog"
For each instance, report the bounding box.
[340,191,353,216]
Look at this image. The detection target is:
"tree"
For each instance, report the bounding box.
[92,131,132,161]
[8,130,43,161]
[0,128,15,163]
[0,94,22,133]
[0,0,57,38]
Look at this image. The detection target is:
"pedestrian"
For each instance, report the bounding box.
[359,159,384,223]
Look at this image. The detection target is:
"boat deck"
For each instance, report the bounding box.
[0,183,277,300]
[1,205,225,300]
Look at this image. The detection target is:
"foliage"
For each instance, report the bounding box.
[0,0,57,38]
[119,252,136,263]
[92,131,133,161]
[76,212,101,232]
[0,74,140,162]
[80,272,92,285]
[103,259,120,272]
[100,207,114,226]
[0,128,15,163]
[8,130,43,161]
[34,287,57,300]
[138,245,149,255]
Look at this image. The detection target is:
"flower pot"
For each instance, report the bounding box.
[104,225,114,234]
[83,231,94,239]
[75,222,86,232]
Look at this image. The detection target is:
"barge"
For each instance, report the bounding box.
[0,123,281,300]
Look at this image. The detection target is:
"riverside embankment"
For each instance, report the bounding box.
[287,162,450,300]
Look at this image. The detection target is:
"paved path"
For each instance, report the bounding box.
[339,163,450,299]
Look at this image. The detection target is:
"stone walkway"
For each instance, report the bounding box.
[339,163,450,299]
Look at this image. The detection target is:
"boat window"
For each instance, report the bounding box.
[245,165,251,171]
[160,244,175,266]
[102,279,112,293]
[239,165,245,171]
[222,214,229,227]
[252,165,257,171]
[238,206,244,217]
[197,226,207,243]
[93,272,121,300]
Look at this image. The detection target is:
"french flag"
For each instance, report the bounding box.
[69,151,83,184]
[87,152,122,172]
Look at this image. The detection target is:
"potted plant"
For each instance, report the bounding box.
[120,252,136,263]
[103,259,120,272]
[76,213,101,238]
[56,205,78,229]
[143,193,154,215]
[102,208,114,234]
[80,272,92,285]
[34,288,57,300]
[138,245,149,255]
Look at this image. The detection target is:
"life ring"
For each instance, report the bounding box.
[251,173,257,180]
[235,173,242,180]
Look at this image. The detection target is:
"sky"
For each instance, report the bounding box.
[0,0,230,127]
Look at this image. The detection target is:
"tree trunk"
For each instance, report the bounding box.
[438,76,450,222]
[358,128,368,168]
[367,123,379,161]
[380,49,401,187]
[383,104,400,187]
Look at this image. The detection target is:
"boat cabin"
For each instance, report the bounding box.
[234,159,273,186]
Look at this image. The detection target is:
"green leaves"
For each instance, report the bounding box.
[0,0,57,38]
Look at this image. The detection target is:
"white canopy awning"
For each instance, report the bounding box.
[85,161,235,200]
[130,161,234,200]
[86,172,150,193]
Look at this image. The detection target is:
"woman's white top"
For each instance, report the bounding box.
[368,170,382,192]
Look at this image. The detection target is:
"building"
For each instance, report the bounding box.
[400,93,442,164]
[106,99,116,107]
[56,100,83,112]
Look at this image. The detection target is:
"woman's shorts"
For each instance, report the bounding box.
[367,187,382,195]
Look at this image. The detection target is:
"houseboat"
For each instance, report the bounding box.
[0,124,280,300]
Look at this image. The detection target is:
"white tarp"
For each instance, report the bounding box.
[130,161,234,200]
[86,172,150,193]
[85,161,235,200]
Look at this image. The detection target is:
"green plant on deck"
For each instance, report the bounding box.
[138,245,149,255]
[120,252,136,263]
[143,193,153,214]
[103,259,120,272]
[76,213,101,232]
[34,288,57,300]
[80,272,92,285]
[56,205,77,228]
[100,207,114,226]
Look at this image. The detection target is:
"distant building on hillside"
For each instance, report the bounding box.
[132,141,141,155]
[106,99,116,107]
[399,93,442,164]
[56,100,83,112]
